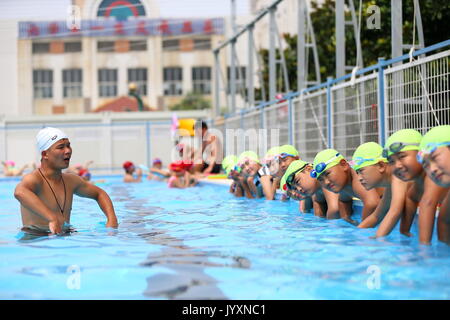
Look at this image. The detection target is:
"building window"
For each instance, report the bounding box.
[129,40,147,51]
[227,66,247,94]
[162,39,180,51]
[33,69,53,98]
[32,42,50,54]
[98,69,117,97]
[63,69,82,98]
[193,38,211,50]
[128,68,147,95]
[192,67,211,94]
[64,41,82,53]
[163,67,183,96]
[97,41,115,52]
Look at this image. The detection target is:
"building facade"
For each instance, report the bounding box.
[15,0,228,115]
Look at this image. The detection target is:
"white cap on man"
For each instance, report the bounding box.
[36,127,69,153]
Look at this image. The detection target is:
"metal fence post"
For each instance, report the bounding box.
[146,121,151,168]
[377,58,387,146]
[326,77,334,149]
[288,97,294,145]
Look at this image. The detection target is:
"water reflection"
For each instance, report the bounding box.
[116,184,251,299]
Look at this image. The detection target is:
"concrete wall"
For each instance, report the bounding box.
[0,20,19,116]
[0,110,208,175]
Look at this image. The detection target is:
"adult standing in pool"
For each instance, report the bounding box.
[192,120,223,175]
[14,127,118,235]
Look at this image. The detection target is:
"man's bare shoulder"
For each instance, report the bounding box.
[16,170,42,192]
[20,170,41,184]
[62,172,84,188]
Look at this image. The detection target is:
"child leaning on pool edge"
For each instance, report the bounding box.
[281,159,340,219]
[350,142,410,237]
[416,125,450,244]
[384,129,448,244]
[311,149,381,225]
[222,155,244,197]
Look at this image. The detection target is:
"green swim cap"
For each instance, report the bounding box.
[237,151,260,166]
[279,145,299,158]
[384,129,422,157]
[280,174,288,193]
[351,142,387,171]
[312,149,345,179]
[280,160,309,191]
[263,146,281,163]
[222,155,238,175]
[222,155,237,170]
[419,125,450,154]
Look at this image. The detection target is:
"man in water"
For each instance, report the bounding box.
[192,120,223,175]
[14,127,118,236]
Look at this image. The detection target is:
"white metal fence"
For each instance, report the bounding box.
[210,42,450,162]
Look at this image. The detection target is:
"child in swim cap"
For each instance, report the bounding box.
[237,151,263,199]
[276,145,300,177]
[222,155,244,197]
[148,158,170,181]
[418,125,450,187]
[351,142,410,237]
[311,148,380,225]
[2,160,31,177]
[384,128,448,244]
[417,125,450,244]
[281,160,340,219]
[258,147,282,200]
[123,161,142,183]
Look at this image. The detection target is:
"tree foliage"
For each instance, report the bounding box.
[170,92,211,111]
[255,0,450,100]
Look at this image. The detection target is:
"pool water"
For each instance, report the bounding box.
[0,177,449,299]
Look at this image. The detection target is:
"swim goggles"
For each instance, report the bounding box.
[382,142,419,158]
[232,165,242,173]
[416,142,450,164]
[276,152,297,159]
[286,163,309,187]
[310,153,341,178]
[348,157,376,168]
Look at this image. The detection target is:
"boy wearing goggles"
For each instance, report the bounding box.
[276,145,300,177]
[237,151,263,198]
[258,147,282,200]
[222,155,245,197]
[281,160,340,219]
[311,149,380,225]
[351,142,410,237]
[385,129,447,244]
[417,125,450,243]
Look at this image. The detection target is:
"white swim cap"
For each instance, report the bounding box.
[36,127,69,153]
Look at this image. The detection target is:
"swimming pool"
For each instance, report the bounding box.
[0,177,449,299]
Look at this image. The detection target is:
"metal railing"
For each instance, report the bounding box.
[210,40,450,161]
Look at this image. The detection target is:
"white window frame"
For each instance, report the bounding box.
[33,69,53,98]
[98,68,118,97]
[192,67,211,94]
[128,68,148,96]
[63,69,82,98]
[163,67,183,96]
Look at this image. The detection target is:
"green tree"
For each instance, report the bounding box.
[170,92,211,111]
[255,0,450,99]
